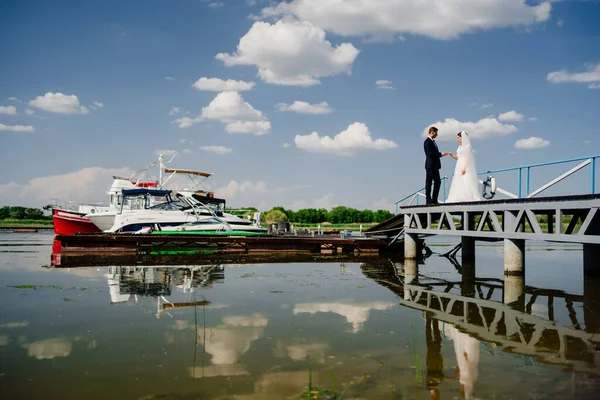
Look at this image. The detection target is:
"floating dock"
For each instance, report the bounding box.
[52,232,398,267]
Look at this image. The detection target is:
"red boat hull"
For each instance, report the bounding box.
[52,208,101,236]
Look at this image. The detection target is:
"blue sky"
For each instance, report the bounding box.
[1,0,599,210]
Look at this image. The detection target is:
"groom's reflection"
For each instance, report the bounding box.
[425,312,444,400]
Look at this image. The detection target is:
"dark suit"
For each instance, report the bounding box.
[424,137,442,203]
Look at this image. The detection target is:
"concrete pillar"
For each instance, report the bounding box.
[504,210,525,275]
[405,233,419,260]
[504,275,525,312]
[461,236,476,264]
[504,238,525,275]
[404,258,418,300]
[583,244,600,278]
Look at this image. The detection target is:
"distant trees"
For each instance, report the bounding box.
[260,206,393,224]
[0,206,50,221]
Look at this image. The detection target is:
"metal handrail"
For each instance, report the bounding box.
[395,155,599,214]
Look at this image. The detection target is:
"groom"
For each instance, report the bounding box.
[424,126,448,205]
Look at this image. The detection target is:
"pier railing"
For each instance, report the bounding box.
[395,155,599,214]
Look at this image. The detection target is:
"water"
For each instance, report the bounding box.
[0,232,599,399]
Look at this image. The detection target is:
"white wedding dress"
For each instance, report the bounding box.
[446,132,483,203]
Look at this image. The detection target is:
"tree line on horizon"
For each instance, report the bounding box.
[0,206,51,221]
[231,206,394,224]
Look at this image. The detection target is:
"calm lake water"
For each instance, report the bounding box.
[0,232,599,399]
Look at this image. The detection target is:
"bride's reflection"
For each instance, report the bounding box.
[442,321,480,400]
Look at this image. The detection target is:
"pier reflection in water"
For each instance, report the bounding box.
[1,233,600,399]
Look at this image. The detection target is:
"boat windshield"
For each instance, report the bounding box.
[148,198,189,211]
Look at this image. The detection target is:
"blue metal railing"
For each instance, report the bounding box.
[395,155,599,214]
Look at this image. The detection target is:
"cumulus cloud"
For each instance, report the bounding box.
[0,105,17,115]
[169,107,181,116]
[276,101,332,114]
[200,145,233,155]
[0,123,35,132]
[216,20,359,86]
[498,110,525,122]
[0,167,133,207]
[294,122,398,155]
[29,92,89,115]
[259,0,551,41]
[422,117,518,141]
[514,137,550,149]
[547,63,600,89]
[176,91,271,135]
[193,77,256,92]
[375,80,394,89]
[209,1,224,7]
[25,109,35,115]
[215,180,310,209]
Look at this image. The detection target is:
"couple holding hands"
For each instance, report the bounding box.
[424,126,482,204]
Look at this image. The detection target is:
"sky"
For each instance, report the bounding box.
[1,0,599,211]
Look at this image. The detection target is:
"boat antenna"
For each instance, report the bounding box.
[158,153,178,187]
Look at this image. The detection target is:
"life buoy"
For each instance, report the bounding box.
[483,175,497,199]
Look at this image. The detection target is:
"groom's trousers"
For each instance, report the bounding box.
[425,168,441,203]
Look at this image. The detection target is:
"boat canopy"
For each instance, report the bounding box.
[122,188,172,197]
[164,168,212,178]
[192,193,226,206]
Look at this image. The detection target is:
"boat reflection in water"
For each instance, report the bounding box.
[105,265,224,317]
[361,257,600,399]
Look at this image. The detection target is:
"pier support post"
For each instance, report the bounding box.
[461,236,476,264]
[504,211,525,275]
[403,258,418,300]
[461,260,476,298]
[504,238,525,275]
[405,233,419,260]
[504,275,525,312]
[584,277,600,334]
[583,244,600,278]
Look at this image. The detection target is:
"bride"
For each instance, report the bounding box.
[446,131,483,203]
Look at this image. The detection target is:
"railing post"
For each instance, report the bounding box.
[442,178,447,202]
[526,167,531,197]
[591,157,596,194]
[518,168,522,198]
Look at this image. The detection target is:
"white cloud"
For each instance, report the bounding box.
[177,91,271,135]
[480,103,493,109]
[225,120,271,135]
[276,101,332,114]
[215,180,310,209]
[547,63,600,89]
[165,76,175,80]
[0,167,134,207]
[514,137,550,149]
[282,142,290,148]
[422,117,518,141]
[216,20,359,86]
[169,107,181,116]
[295,122,398,155]
[0,105,17,115]
[8,97,22,103]
[193,77,256,92]
[25,109,35,115]
[29,92,89,115]
[375,80,394,89]
[174,116,203,128]
[498,110,525,122]
[0,123,35,132]
[182,148,193,154]
[529,117,538,121]
[209,1,224,7]
[200,145,233,155]
[260,0,551,41]
[89,101,104,111]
